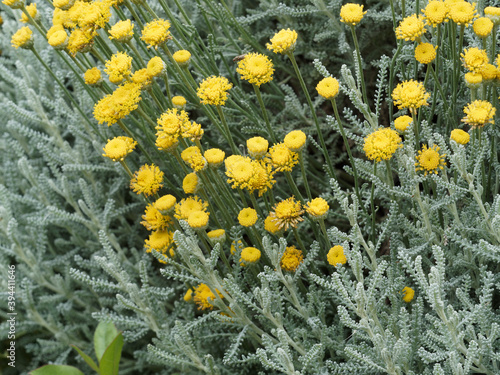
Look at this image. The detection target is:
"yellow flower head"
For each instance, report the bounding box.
[266,28,298,54]
[174,196,208,220]
[473,17,493,38]
[52,8,73,28]
[155,194,177,214]
[141,204,173,231]
[270,197,304,231]
[183,172,200,195]
[93,82,142,126]
[181,146,207,171]
[207,229,226,245]
[187,210,209,230]
[316,76,339,99]
[394,115,413,132]
[102,136,137,161]
[236,53,274,87]
[78,1,111,29]
[173,49,191,66]
[266,143,299,172]
[247,137,269,159]
[155,133,179,152]
[306,197,329,219]
[415,43,437,64]
[172,95,187,109]
[193,283,223,310]
[48,29,68,50]
[461,47,489,73]
[145,229,175,263]
[464,72,482,88]
[156,108,191,138]
[141,18,171,48]
[131,69,153,90]
[67,28,94,56]
[197,76,232,106]
[20,3,37,23]
[363,128,402,162]
[240,247,261,265]
[109,19,134,42]
[392,80,430,111]
[146,56,166,77]
[340,3,367,26]
[480,64,497,81]
[396,14,426,42]
[448,1,477,26]
[462,100,496,128]
[485,6,500,24]
[327,245,347,267]
[415,144,446,175]
[238,207,258,227]
[105,52,133,84]
[402,286,415,303]
[264,215,282,234]
[280,246,304,272]
[11,27,33,49]
[226,157,253,185]
[422,1,448,27]
[184,289,193,302]
[450,129,470,145]
[130,164,164,196]
[284,130,307,152]
[204,148,225,167]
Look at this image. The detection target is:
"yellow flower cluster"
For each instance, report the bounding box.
[266,143,299,172]
[415,144,446,175]
[11,26,33,49]
[174,196,209,221]
[225,155,275,195]
[193,283,223,310]
[448,1,477,26]
[339,3,367,26]
[462,100,496,128]
[392,80,430,111]
[266,29,298,54]
[363,128,402,162]
[316,77,339,99]
[461,47,489,73]
[236,53,274,87]
[414,43,437,64]
[104,51,132,84]
[130,164,164,196]
[269,197,304,231]
[280,246,304,272]
[305,197,329,219]
[93,82,142,126]
[102,136,137,162]
[109,19,134,42]
[141,18,171,48]
[197,76,233,106]
[396,14,426,42]
[240,247,261,265]
[422,1,448,27]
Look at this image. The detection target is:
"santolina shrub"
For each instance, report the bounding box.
[1,0,500,374]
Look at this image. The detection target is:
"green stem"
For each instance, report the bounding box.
[350,25,370,109]
[253,85,277,143]
[216,105,239,154]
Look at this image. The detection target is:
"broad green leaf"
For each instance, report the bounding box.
[99,332,124,375]
[71,345,99,373]
[29,365,84,375]
[94,321,119,362]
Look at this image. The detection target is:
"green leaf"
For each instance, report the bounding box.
[99,332,124,375]
[29,365,84,375]
[71,345,99,373]
[94,321,119,362]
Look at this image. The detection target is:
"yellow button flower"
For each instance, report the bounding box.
[247,137,269,159]
[269,197,304,231]
[280,246,304,272]
[414,43,437,64]
[197,76,232,106]
[316,76,339,99]
[141,18,171,48]
[363,128,402,162]
[448,0,477,26]
[130,164,164,196]
[422,1,448,27]
[450,129,470,145]
[461,47,489,73]
[204,148,225,167]
[462,100,496,128]
[236,53,274,87]
[183,173,200,195]
[238,207,258,227]
[109,19,134,42]
[266,29,298,54]
[392,80,430,111]
[187,210,209,230]
[284,130,307,152]
[102,136,137,161]
[173,50,191,66]
[473,17,493,38]
[340,3,367,26]
[415,144,446,175]
[305,197,329,219]
[394,115,413,132]
[402,287,415,303]
[11,26,33,49]
[240,247,261,265]
[327,245,347,267]
[396,14,426,42]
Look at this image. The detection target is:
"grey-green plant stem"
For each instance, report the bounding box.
[216,105,239,154]
[349,25,370,109]
[253,84,277,143]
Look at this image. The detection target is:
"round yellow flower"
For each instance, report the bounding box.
[240,247,261,265]
[316,77,339,99]
[48,29,68,50]
[266,28,298,54]
[144,229,174,263]
[363,128,402,162]
[473,17,493,38]
[156,108,190,138]
[155,194,177,214]
[422,1,448,27]
[20,3,37,23]
[187,210,209,230]
[105,52,133,84]
[402,286,415,303]
[141,204,172,231]
[173,50,191,66]
[264,215,282,235]
[93,82,142,126]
[130,164,164,196]
[204,148,225,167]
[207,229,226,245]
[448,0,477,26]
[394,115,413,132]
[284,130,307,152]
[102,136,137,161]
[450,129,470,145]
[181,146,207,171]
[238,207,258,227]
[183,172,200,195]
[236,53,274,87]
[141,18,171,48]
[414,43,437,64]
[11,26,33,49]
[280,246,303,272]
[327,245,347,266]
[485,6,500,24]
[174,196,208,220]
[305,197,329,219]
[247,137,269,159]
[146,56,165,77]
[193,283,223,310]
[155,133,179,152]
[67,28,94,56]
[172,95,186,108]
[462,100,496,128]
[339,3,367,26]
[464,72,482,88]
[266,143,299,172]
[392,80,430,111]
[480,64,497,81]
[109,19,134,42]
[269,197,304,231]
[396,14,426,42]
[131,68,153,89]
[461,47,489,73]
[415,144,446,175]
[197,76,233,106]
